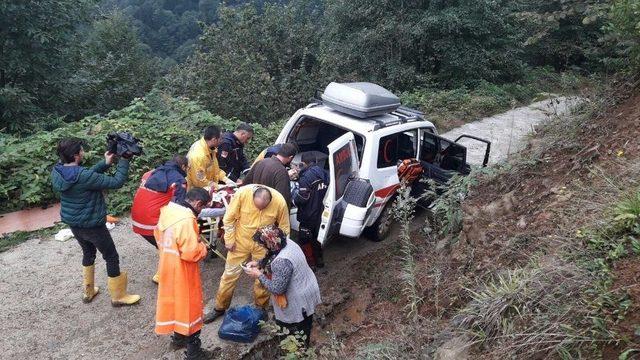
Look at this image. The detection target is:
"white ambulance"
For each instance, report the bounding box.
[274,82,491,244]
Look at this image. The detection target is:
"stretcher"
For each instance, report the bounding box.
[198,184,237,260]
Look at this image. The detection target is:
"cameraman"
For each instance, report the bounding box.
[51,137,140,307]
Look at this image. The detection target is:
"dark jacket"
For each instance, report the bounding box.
[292,165,328,225]
[145,160,187,202]
[217,132,249,181]
[244,156,292,208]
[51,159,129,228]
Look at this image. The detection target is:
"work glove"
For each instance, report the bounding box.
[224,177,237,187]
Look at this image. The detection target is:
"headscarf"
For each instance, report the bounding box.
[253,224,287,273]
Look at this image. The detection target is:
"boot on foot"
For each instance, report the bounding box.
[82,265,100,303]
[107,271,141,306]
[203,309,225,324]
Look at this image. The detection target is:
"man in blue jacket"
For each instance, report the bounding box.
[217,123,253,182]
[292,152,329,269]
[51,137,140,307]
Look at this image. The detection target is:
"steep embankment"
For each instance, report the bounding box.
[313,83,640,359]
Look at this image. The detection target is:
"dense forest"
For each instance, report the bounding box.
[0,0,639,212]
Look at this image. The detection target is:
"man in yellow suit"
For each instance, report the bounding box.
[204,185,290,323]
[187,125,236,189]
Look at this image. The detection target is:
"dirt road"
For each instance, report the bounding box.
[0,97,581,359]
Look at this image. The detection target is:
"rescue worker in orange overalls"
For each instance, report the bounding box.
[154,187,213,359]
[186,125,236,190]
[203,185,290,323]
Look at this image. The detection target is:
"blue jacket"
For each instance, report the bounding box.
[51,159,129,228]
[292,165,329,225]
[217,132,249,181]
[145,161,187,202]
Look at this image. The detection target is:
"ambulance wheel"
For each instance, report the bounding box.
[364,200,394,242]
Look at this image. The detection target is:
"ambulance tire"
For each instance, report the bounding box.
[342,178,373,208]
[364,199,394,242]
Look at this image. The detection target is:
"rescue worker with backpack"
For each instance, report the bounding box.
[130,155,189,284]
[51,137,140,306]
[217,123,254,182]
[154,187,213,360]
[292,152,329,269]
[187,125,236,190]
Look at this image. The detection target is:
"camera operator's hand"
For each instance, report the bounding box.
[104,152,115,165]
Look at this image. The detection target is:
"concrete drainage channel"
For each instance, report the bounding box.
[0,97,583,360]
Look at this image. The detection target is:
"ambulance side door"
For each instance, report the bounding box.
[317,132,360,245]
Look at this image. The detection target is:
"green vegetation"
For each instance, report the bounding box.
[400,69,589,130]
[164,1,322,125]
[0,92,280,214]
[0,223,66,253]
[393,185,423,319]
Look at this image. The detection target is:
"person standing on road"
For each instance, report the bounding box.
[244,225,321,347]
[217,123,254,182]
[243,143,298,209]
[51,137,140,306]
[154,187,213,360]
[204,185,290,323]
[292,152,329,269]
[130,154,189,284]
[187,125,236,190]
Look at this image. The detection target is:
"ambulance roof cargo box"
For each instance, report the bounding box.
[321,82,401,119]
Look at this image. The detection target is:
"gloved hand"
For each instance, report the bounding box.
[224,177,237,187]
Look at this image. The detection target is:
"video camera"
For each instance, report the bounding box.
[106,132,143,158]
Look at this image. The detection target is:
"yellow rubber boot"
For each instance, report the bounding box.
[152,248,160,285]
[82,265,100,303]
[107,271,141,307]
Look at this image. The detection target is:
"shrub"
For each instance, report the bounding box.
[0,91,281,214]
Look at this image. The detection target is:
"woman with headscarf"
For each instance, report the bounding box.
[243,225,321,346]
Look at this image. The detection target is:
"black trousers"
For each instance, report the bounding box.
[70,225,120,277]
[276,312,313,348]
[141,234,158,248]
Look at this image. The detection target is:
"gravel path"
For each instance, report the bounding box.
[0,97,582,359]
[442,96,583,165]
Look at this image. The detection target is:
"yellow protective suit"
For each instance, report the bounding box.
[186,138,226,189]
[154,202,208,336]
[214,184,290,310]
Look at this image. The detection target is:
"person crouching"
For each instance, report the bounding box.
[244,225,321,347]
[154,187,214,360]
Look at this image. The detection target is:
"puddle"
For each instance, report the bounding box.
[0,204,61,236]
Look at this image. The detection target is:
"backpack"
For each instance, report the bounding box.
[397,159,424,184]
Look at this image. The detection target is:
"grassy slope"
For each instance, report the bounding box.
[310,77,640,359]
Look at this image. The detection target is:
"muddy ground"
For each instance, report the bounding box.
[0,97,581,359]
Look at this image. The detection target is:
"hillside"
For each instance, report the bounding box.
[295,78,640,359]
